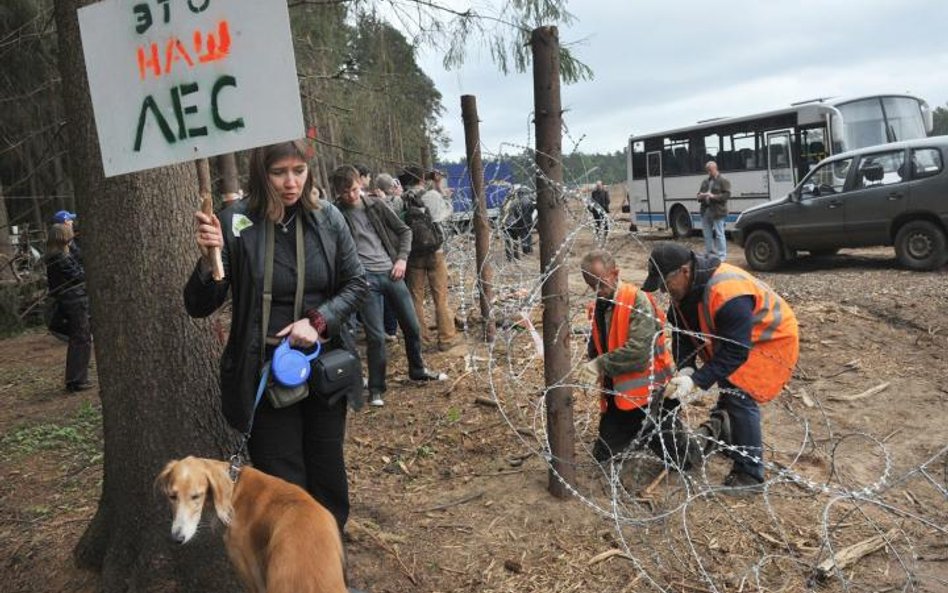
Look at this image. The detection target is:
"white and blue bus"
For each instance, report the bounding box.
[627,94,934,237]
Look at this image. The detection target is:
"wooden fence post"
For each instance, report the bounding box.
[531,26,575,498]
[461,95,496,342]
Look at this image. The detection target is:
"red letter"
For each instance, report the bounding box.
[194,20,231,64]
[137,43,161,79]
[164,37,195,75]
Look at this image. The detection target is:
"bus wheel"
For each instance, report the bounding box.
[744,229,784,271]
[894,220,947,270]
[670,206,692,238]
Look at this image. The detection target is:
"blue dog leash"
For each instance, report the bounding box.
[230,339,323,478]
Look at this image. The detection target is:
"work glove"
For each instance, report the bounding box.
[578,359,602,387]
[666,373,695,400]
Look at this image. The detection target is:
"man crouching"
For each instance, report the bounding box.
[579,250,700,468]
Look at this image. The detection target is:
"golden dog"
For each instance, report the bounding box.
[157,456,346,593]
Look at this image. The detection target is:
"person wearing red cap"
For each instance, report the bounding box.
[642,242,799,494]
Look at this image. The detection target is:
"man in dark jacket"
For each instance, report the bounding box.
[331,165,446,407]
[590,181,610,244]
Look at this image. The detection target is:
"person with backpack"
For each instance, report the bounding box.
[331,165,447,407]
[397,165,458,352]
[500,186,535,261]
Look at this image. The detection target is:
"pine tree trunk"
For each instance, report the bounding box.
[55,1,239,590]
[216,153,240,196]
[0,181,12,274]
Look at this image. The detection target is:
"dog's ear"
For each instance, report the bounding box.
[154,459,177,497]
[203,460,234,525]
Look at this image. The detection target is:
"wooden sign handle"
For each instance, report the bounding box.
[197,159,225,281]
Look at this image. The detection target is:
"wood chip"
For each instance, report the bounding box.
[814,529,897,579]
[588,548,634,566]
[828,381,890,402]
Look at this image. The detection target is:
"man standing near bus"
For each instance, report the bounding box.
[697,161,730,259]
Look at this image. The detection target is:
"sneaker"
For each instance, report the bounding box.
[369,392,384,407]
[410,368,448,382]
[66,381,94,393]
[720,470,764,497]
[384,333,398,343]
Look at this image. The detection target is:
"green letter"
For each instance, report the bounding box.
[134,95,176,152]
[211,75,244,131]
[133,4,152,34]
[172,82,208,139]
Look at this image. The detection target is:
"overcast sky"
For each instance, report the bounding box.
[413,0,948,163]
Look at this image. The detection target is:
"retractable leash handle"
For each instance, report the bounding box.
[270,338,323,387]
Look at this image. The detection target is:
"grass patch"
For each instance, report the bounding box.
[1,401,102,465]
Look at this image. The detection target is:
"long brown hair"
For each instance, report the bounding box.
[46,223,74,256]
[247,140,318,222]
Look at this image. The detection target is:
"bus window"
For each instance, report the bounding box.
[631,141,647,179]
[663,137,690,176]
[837,98,887,150]
[704,134,720,158]
[882,97,926,142]
[732,132,757,169]
[799,127,827,172]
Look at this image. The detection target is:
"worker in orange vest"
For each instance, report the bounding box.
[642,242,799,494]
[579,250,701,467]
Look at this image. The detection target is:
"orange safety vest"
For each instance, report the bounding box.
[589,282,675,411]
[697,263,799,403]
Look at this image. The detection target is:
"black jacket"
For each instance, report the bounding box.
[184,199,368,431]
[45,251,87,303]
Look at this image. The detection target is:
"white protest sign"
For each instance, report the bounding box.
[78,0,304,177]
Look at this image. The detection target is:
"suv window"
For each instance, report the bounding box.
[910,148,943,179]
[855,149,906,188]
[802,157,853,197]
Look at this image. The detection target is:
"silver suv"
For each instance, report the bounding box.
[734,136,948,271]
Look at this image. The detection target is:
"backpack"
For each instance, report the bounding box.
[403,189,445,255]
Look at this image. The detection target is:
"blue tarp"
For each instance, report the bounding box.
[437,162,514,214]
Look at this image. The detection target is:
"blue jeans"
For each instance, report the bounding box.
[716,384,763,481]
[701,211,727,259]
[363,271,425,393]
[383,296,398,336]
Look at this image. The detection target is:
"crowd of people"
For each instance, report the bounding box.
[42,139,790,541]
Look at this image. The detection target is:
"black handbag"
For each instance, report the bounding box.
[311,347,362,406]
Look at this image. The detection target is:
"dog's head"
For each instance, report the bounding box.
[155,456,234,544]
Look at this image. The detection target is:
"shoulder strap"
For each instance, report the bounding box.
[293,212,305,320]
[262,221,274,364]
[261,216,306,364]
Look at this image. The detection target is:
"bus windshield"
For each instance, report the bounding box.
[836,97,927,152]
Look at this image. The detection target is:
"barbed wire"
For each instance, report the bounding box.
[436,137,948,592]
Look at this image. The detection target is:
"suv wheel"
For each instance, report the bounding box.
[744,229,784,271]
[894,220,947,270]
[670,206,692,238]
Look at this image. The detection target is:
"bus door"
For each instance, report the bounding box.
[646,151,663,222]
[766,130,796,200]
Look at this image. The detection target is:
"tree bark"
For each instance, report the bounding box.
[0,180,12,274]
[55,1,238,590]
[531,26,576,499]
[216,153,240,198]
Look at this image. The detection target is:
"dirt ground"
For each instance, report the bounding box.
[1,210,946,593]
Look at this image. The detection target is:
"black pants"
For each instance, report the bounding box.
[248,390,349,531]
[593,395,699,468]
[61,298,92,387]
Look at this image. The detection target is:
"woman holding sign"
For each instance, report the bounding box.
[184,140,367,530]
